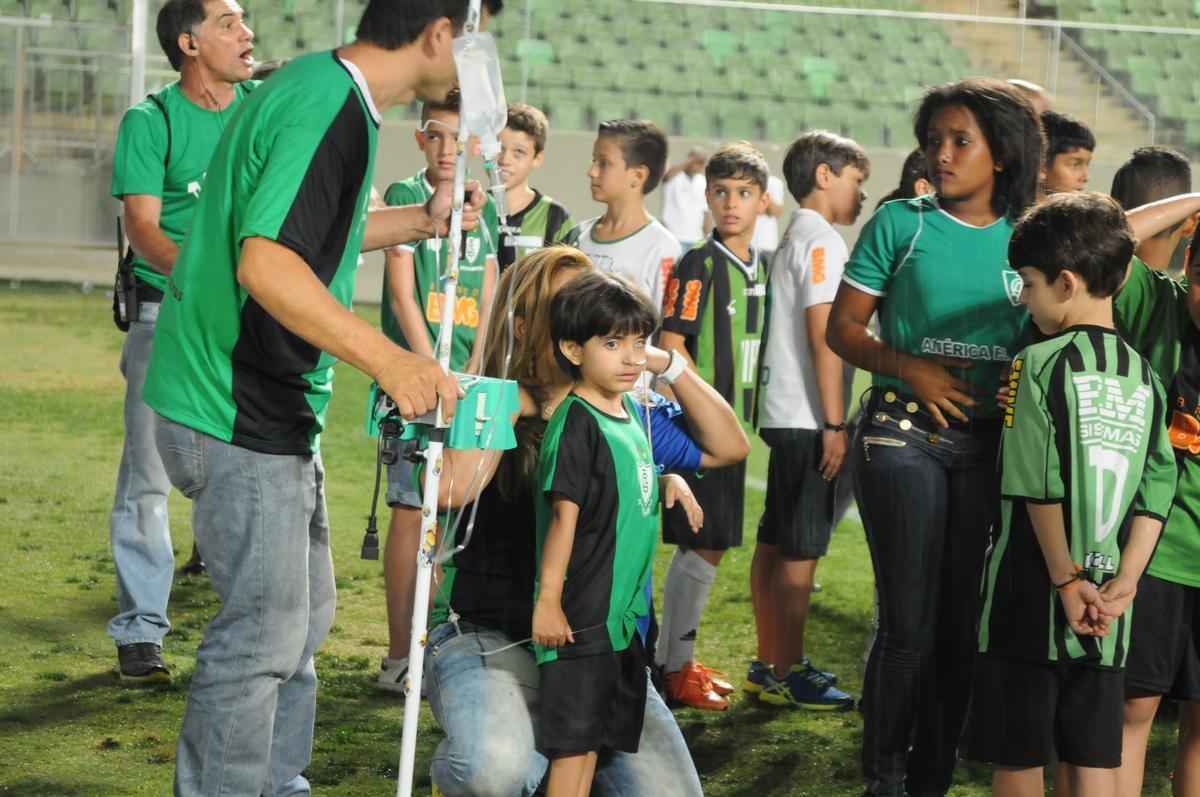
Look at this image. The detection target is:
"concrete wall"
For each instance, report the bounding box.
[0,123,1163,303]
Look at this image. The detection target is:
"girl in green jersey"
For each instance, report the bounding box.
[829,78,1044,797]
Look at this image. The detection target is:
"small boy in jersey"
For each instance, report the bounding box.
[374,88,499,693]
[1111,146,1196,276]
[565,120,679,311]
[747,131,868,710]
[965,193,1176,797]
[495,102,573,271]
[533,271,701,797]
[1040,110,1095,197]
[655,142,771,710]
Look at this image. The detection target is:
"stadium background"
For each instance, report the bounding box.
[0,0,1193,298]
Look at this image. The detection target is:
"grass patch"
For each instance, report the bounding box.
[0,284,1182,795]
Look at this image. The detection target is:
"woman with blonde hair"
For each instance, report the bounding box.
[422,246,747,796]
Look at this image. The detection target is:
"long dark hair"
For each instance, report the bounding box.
[915,78,1044,221]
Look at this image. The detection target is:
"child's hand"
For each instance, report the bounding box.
[1097,575,1138,622]
[644,343,672,376]
[1058,580,1109,637]
[532,599,574,648]
[904,356,976,428]
[661,473,703,532]
[819,429,847,480]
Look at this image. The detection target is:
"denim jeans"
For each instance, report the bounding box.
[108,303,175,647]
[854,392,1000,797]
[156,418,336,797]
[424,622,703,797]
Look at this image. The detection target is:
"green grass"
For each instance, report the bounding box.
[0,284,1183,796]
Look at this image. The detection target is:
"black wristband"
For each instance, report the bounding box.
[823,422,846,432]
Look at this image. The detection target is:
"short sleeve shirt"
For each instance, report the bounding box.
[757,209,854,430]
[661,172,708,243]
[497,191,573,271]
[534,394,660,665]
[110,81,256,293]
[1114,257,1200,587]
[662,231,767,429]
[843,196,1030,418]
[750,175,786,252]
[978,327,1176,669]
[565,217,680,312]
[380,170,498,371]
[143,52,380,455]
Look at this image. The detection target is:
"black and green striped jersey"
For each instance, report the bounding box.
[662,231,767,428]
[534,393,659,665]
[978,326,1177,669]
[497,190,573,270]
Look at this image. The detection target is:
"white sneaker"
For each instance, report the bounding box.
[376,656,409,694]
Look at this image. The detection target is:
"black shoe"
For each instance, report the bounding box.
[117,643,171,684]
[179,545,206,576]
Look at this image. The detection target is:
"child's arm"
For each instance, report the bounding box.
[532,496,579,649]
[1025,502,1108,637]
[808,302,847,480]
[1097,515,1164,621]
[1126,193,1200,244]
[660,473,703,532]
[385,247,436,360]
[466,255,497,373]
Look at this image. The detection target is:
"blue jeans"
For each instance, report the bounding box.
[854,393,1000,797]
[424,622,703,797]
[156,418,336,797]
[108,303,174,648]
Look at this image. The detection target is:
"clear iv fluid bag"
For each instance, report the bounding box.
[454,31,507,159]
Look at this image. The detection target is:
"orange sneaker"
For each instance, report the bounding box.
[695,662,734,696]
[665,662,729,711]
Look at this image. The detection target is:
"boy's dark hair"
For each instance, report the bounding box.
[507,102,549,154]
[357,0,504,50]
[156,0,206,71]
[705,142,769,192]
[915,78,1044,220]
[1009,192,1134,298]
[1042,110,1096,165]
[421,87,461,124]
[598,120,669,195]
[782,130,870,203]
[877,148,930,207]
[1111,147,1192,237]
[550,271,660,379]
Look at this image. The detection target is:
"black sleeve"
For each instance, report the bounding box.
[661,248,711,338]
[546,402,598,512]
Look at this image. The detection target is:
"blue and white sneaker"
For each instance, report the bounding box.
[800,655,838,686]
[760,664,854,711]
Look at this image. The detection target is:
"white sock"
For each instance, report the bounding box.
[658,549,718,674]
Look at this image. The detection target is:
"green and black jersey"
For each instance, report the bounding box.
[110,80,256,296]
[978,326,1177,669]
[497,190,573,270]
[144,52,380,455]
[534,394,659,665]
[662,231,767,428]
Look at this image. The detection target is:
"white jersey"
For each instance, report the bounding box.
[570,216,680,311]
[758,208,854,430]
[750,175,786,253]
[660,172,707,243]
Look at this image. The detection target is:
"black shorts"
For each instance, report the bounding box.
[1125,573,1200,701]
[965,654,1124,769]
[538,638,648,757]
[662,460,745,551]
[756,428,835,559]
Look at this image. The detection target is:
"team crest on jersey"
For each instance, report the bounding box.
[465,236,481,262]
[638,463,655,515]
[1002,269,1024,307]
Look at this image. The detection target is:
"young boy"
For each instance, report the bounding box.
[375,88,499,692]
[495,102,574,271]
[1111,145,1196,276]
[745,131,867,710]
[655,142,771,710]
[532,271,701,797]
[565,119,680,313]
[965,192,1177,797]
[1040,110,1095,197]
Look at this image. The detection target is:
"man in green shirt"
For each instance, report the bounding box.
[143,2,500,794]
[106,0,255,684]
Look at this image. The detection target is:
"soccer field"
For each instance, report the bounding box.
[0,283,1182,796]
